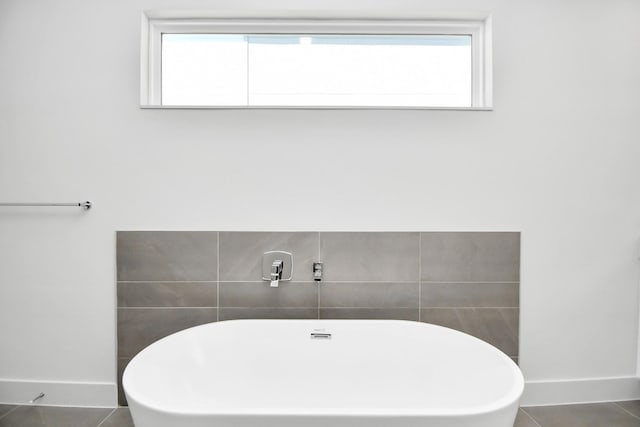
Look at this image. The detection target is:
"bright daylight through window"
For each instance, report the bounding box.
[142,19,492,109]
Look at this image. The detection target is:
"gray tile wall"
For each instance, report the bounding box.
[116,231,520,405]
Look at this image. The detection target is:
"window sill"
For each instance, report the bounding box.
[139,105,494,111]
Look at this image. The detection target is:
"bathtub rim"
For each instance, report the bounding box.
[123,319,524,417]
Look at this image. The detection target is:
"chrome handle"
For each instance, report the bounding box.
[270,260,283,280]
[313,262,323,282]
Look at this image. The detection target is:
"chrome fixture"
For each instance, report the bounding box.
[312,262,323,282]
[0,201,92,210]
[311,332,332,340]
[262,251,293,288]
[270,260,283,287]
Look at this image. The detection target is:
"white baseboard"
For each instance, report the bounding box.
[522,377,640,407]
[0,379,116,408]
[1,377,639,409]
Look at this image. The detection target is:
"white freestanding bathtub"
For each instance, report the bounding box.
[123,319,523,427]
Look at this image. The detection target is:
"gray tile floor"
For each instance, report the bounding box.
[516,402,640,427]
[0,402,638,426]
[0,407,132,427]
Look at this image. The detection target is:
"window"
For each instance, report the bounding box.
[141,17,492,109]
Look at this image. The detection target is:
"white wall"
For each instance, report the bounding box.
[1,0,639,407]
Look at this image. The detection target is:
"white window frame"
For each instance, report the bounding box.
[141,15,492,110]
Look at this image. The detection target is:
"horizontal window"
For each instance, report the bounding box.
[141,18,492,109]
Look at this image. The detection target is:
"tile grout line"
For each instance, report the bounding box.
[117,281,218,284]
[217,231,220,322]
[117,306,518,310]
[418,233,422,322]
[95,408,117,427]
[225,306,417,309]
[421,281,521,284]
[520,408,544,427]
[117,281,519,284]
[168,280,421,284]
[118,307,219,310]
[613,402,640,421]
[420,306,520,309]
[118,306,519,310]
[0,405,20,421]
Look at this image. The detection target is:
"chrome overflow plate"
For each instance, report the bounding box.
[310,329,332,339]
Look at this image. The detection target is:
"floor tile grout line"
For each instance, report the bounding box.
[0,405,20,421]
[520,408,544,427]
[95,408,117,427]
[612,402,640,421]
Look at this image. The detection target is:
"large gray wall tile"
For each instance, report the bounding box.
[219,282,317,308]
[420,308,465,331]
[499,308,519,339]
[524,403,640,427]
[0,407,112,427]
[456,308,518,356]
[219,308,317,320]
[320,232,419,281]
[421,282,519,308]
[421,232,520,282]
[117,231,218,281]
[118,282,217,307]
[320,282,419,308]
[421,308,518,356]
[320,308,419,321]
[219,232,318,281]
[117,308,217,357]
[115,229,521,405]
[118,358,131,406]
